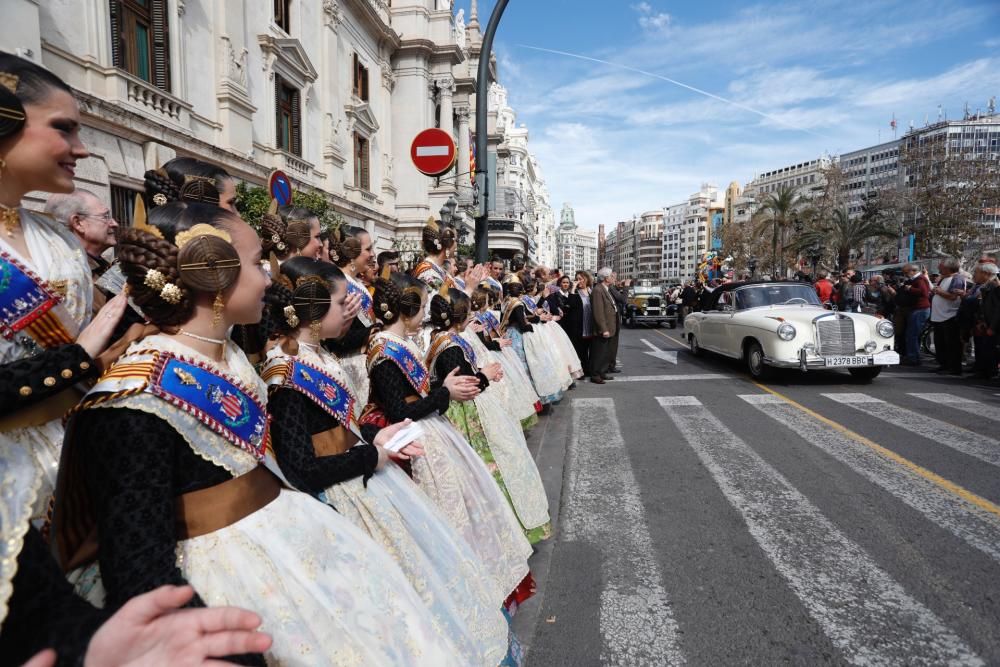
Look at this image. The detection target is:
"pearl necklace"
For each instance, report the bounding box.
[178,329,227,345]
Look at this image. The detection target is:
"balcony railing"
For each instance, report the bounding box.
[118,72,189,126]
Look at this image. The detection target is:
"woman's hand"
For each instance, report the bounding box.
[499,337,512,348]
[468,321,485,334]
[389,442,425,461]
[77,292,128,358]
[83,585,271,667]
[482,362,503,382]
[442,367,481,401]
[343,291,362,321]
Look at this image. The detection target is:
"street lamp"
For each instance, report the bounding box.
[439,195,458,226]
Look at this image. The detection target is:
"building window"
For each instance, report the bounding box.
[354,133,370,191]
[353,53,369,101]
[274,0,291,32]
[274,74,301,155]
[110,0,171,91]
[110,183,142,228]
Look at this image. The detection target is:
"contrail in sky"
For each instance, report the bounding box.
[517,44,828,138]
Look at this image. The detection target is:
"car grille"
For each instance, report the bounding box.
[816,316,856,355]
[647,297,661,307]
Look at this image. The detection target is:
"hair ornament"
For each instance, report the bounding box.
[379,303,389,313]
[403,286,424,300]
[151,193,168,206]
[295,275,327,290]
[144,268,167,291]
[175,223,232,250]
[283,304,300,328]
[131,194,164,240]
[438,280,451,301]
[425,216,439,234]
[160,282,183,304]
[0,73,18,94]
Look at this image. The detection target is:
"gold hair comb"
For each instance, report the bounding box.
[0,73,18,94]
[131,194,164,240]
[175,223,232,250]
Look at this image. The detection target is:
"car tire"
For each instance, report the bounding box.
[667,321,677,329]
[745,340,772,380]
[689,334,704,357]
[848,367,883,383]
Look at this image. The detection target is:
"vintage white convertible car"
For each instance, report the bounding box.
[684,281,899,382]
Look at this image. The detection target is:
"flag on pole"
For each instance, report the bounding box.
[469,131,476,183]
[890,114,897,131]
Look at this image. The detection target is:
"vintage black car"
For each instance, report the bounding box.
[624,284,678,328]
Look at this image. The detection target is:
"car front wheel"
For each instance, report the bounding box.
[745,340,772,380]
[689,333,704,357]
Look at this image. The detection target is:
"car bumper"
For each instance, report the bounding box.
[766,349,900,370]
[631,313,677,321]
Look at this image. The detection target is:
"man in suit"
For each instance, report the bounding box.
[590,267,619,384]
[606,274,628,374]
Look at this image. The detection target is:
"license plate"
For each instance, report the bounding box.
[823,355,872,367]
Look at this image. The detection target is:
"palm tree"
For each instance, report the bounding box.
[791,209,896,270]
[752,186,806,276]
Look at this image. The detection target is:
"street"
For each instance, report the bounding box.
[515,325,1000,666]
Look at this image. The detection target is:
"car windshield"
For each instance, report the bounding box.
[734,284,821,310]
[632,286,661,295]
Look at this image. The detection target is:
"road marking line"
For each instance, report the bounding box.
[751,383,1000,522]
[566,398,684,665]
[739,394,1000,563]
[649,327,688,348]
[823,392,1000,468]
[639,338,679,364]
[907,393,1000,424]
[656,396,982,666]
[615,373,728,382]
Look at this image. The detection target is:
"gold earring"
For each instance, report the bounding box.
[212,290,225,326]
[310,319,322,341]
[0,157,5,182]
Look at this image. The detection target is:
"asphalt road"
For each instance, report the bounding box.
[513,324,1000,666]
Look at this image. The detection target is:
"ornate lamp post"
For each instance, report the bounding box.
[439,195,458,226]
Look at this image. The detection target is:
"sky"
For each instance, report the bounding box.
[455,0,1000,231]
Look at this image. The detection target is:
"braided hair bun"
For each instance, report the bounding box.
[330,226,365,267]
[260,205,315,260]
[372,272,424,326]
[118,202,239,327]
[263,257,344,339]
[144,157,232,208]
[430,288,469,333]
[421,219,457,255]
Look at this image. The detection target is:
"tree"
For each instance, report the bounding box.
[752,185,807,276]
[234,182,344,233]
[790,209,896,270]
[893,129,1000,258]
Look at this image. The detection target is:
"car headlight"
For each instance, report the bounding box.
[864,340,878,353]
[777,323,796,341]
[876,320,894,338]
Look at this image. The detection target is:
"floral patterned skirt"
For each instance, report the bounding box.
[446,399,551,544]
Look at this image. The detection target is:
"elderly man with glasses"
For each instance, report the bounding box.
[45,189,120,313]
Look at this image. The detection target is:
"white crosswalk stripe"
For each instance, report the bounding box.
[740,394,1000,564]
[566,398,685,665]
[822,393,1000,467]
[656,396,983,666]
[907,393,1000,424]
[615,373,728,382]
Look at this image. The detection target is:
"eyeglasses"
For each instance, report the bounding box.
[79,211,113,223]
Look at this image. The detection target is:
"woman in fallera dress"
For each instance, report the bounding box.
[52,197,464,666]
[322,225,376,419]
[501,276,563,408]
[428,287,552,545]
[260,257,518,666]
[365,270,536,607]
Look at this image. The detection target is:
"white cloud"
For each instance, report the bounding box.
[631,2,671,32]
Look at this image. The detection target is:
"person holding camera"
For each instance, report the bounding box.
[898,264,932,366]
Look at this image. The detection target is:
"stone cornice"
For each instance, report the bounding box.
[341,0,401,49]
[395,38,465,66]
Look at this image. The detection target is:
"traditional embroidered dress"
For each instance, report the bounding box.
[501,297,562,404]
[0,209,92,522]
[324,272,374,422]
[533,296,584,381]
[428,332,551,544]
[412,258,449,291]
[482,309,541,425]
[263,343,518,666]
[521,295,573,391]
[54,334,463,667]
[366,331,533,599]
[462,318,537,428]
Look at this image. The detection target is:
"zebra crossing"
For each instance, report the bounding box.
[559,389,1000,665]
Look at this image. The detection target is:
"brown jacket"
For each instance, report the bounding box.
[592,283,618,336]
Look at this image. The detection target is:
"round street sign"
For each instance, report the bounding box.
[268,170,293,206]
[410,128,457,177]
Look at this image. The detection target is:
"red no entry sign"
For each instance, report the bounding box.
[268,170,293,206]
[411,128,457,177]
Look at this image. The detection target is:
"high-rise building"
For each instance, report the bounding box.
[557,203,597,274]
